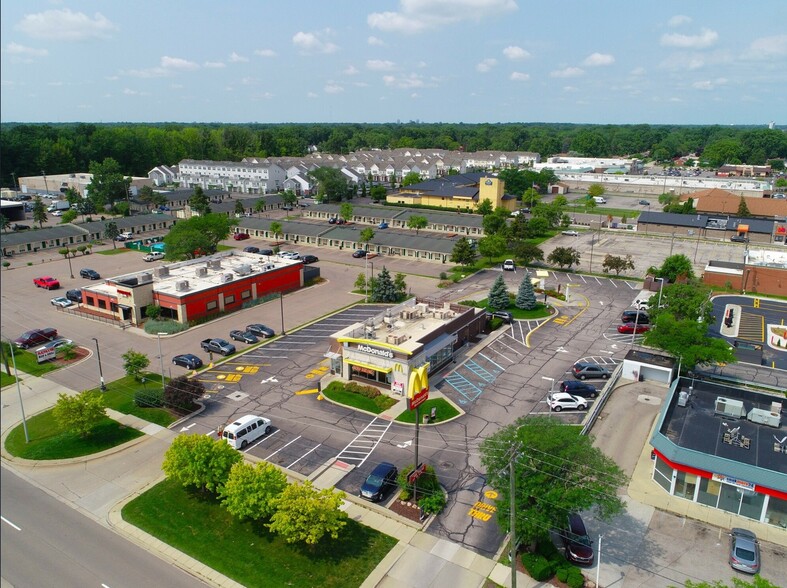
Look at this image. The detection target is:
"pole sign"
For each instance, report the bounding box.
[407,363,430,411]
[408,462,427,484]
[36,348,57,363]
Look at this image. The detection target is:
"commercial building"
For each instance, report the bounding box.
[327,298,487,395]
[388,174,520,212]
[78,250,303,325]
[650,377,787,531]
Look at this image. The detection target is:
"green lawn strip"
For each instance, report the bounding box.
[463,297,552,319]
[122,479,398,588]
[1,371,18,388]
[322,382,397,414]
[395,398,459,424]
[96,373,176,427]
[5,411,142,459]
[216,244,234,252]
[0,343,60,377]
[96,248,133,255]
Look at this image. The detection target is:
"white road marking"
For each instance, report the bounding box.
[287,444,322,469]
[1,516,21,531]
[264,435,301,460]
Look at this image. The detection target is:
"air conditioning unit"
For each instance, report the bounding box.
[195,267,208,277]
[155,267,169,278]
[209,260,222,270]
[221,273,233,283]
[139,272,153,283]
[175,280,189,292]
[715,397,746,419]
[235,264,252,276]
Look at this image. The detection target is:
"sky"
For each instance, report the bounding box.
[1,0,786,126]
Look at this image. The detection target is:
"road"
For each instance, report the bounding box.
[1,466,206,588]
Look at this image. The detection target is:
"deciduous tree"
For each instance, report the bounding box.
[588,183,605,198]
[189,186,211,216]
[643,314,736,370]
[511,242,544,266]
[547,247,581,269]
[234,200,246,216]
[269,221,283,242]
[406,215,428,235]
[370,185,387,202]
[653,253,695,283]
[121,349,150,381]
[87,157,131,208]
[339,202,354,222]
[267,480,348,545]
[220,461,288,521]
[478,234,507,262]
[162,434,242,495]
[32,196,47,228]
[163,214,237,259]
[53,389,106,438]
[476,198,494,216]
[104,221,120,249]
[359,227,375,249]
[602,254,635,275]
[401,171,421,186]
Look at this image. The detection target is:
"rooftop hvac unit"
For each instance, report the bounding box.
[235,264,252,276]
[747,408,780,428]
[715,397,746,419]
[175,280,189,292]
[400,310,415,320]
[221,273,234,283]
[139,272,153,283]
[678,391,690,407]
[155,267,169,278]
[209,260,222,270]
[195,267,208,277]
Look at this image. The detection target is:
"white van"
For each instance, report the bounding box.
[593,196,607,204]
[221,414,272,449]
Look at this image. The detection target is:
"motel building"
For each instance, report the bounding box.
[327,298,487,396]
[650,377,787,533]
[78,251,303,326]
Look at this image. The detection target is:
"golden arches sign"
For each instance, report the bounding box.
[407,363,430,410]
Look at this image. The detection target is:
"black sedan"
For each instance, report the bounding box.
[79,268,101,280]
[301,254,319,264]
[172,354,203,370]
[230,329,259,344]
[246,323,275,338]
[243,246,260,254]
[360,462,398,502]
[352,249,368,258]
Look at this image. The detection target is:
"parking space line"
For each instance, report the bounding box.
[476,353,505,373]
[247,428,280,450]
[443,372,484,403]
[608,279,618,288]
[579,275,587,283]
[493,338,523,358]
[287,444,322,469]
[264,435,302,460]
[625,281,638,290]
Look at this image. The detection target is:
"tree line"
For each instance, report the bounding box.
[2,122,785,188]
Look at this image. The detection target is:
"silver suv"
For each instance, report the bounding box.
[572,362,611,380]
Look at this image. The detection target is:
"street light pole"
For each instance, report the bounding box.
[92,337,106,391]
[41,170,49,197]
[279,291,286,335]
[541,376,555,394]
[365,255,369,303]
[4,338,29,443]
[157,332,166,393]
[65,247,74,278]
[656,277,665,309]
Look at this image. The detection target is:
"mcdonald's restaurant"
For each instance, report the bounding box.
[327,298,487,395]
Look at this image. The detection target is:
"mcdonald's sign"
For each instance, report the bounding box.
[407,363,430,410]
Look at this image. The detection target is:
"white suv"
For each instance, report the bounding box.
[502,259,515,271]
[547,392,588,412]
[143,251,165,262]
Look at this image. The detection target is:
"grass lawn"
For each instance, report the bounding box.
[5,410,142,459]
[0,343,60,377]
[322,381,398,414]
[97,373,177,427]
[217,244,234,252]
[395,398,459,424]
[465,297,552,320]
[122,478,398,588]
[97,247,133,255]
[1,371,18,388]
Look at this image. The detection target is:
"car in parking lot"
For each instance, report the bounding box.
[233,232,250,241]
[34,276,60,290]
[563,513,594,565]
[730,235,749,243]
[143,251,165,262]
[65,289,83,303]
[617,323,650,334]
[360,462,398,502]
[36,338,74,353]
[621,310,649,324]
[50,296,74,308]
[278,251,300,259]
[352,249,368,258]
[502,259,515,271]
[79,268,101,280]
[172,354,203,370]
[559,381,598,398]
[12,223,31,231]
[52,210,64,217]
[378,222,389,229]
[243,246,260,254]
[638,199,650,206]
[301,254,319,264]
[14,327,58,349]
[547,392,588,412]
[486,310,513,324]
[561,230,579,237]
[571,362,611,380]
[246,323,275,338]
[728,528,760,574]
[230,329,258,344]
[257,248,274,256]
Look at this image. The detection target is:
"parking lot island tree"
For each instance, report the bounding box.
[269,221,283,243]
[267,480,348,545]
[220,461,288,522]
[602,254,635,276]
[511,242,544,267]
[488,274,510,311]
[371,266,399,303]
[103,221,120,249]
[480,416,627,549]
[162,433,242,495]
[339,202,354,223]
[547,246,581,270]
[53,389,107,438]
[642,313,736,371]
[515,271,537,310]
[478,234,507,263]
[164,375,206,413]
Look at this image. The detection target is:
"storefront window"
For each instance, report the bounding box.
[765,496,787,529]
[349,364,389,387]
[739,489,765,521]
[427,344,453,373]
[674,471,697,500]
[698,477,721,507]
[653,456,672,493]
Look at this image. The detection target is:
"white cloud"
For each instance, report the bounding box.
[509,71,529,81]
[4,42,48,60]
[123,88,149,96]
[660,28,718,49]
[668,15,692,27]
[563,86,579,92]
[583,52,614,66]
[503,45,530,60]
[307,91,319,98]
[343,65,360,75]
[254,49,277,58]
[692,77,728,90]
[161,56,200,71]
[411,93,419,98]
[16,9,117,41]
[368,36,384,46]
[742,34,787,59]
[126,56,199,78]
[382,73,426,89]
[367,59,395,71]
[630,67,646,76]
[550,67,584,78]
[292,31,338,54]
[229,52,248,63]
[240,77,257,85]
[368,0,517,34]
[253,92,274,100]
[476,58,497,73]
[324,83,344,94]
[204,61,225,69]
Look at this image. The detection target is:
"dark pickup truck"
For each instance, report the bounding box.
[200,338,236,356]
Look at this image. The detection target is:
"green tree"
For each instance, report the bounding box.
[52,389,107,438]
[480,417,627,547]
[32,196,48,228]
[121,349,150,381]
[354,272,367,292]
[189,186,211,216]
[60,208,78,224]
[683,578,780,588]
[482,209,509,236]
[394,273,407,299]
[137,185,156,211]
[359,227,375,250]
[588,183,605,198]
[654,254,695,283]
[488,274,509,311]
[515,271,537,310]
[643,314,736,370]
[281,189,297,208]
[522,187,540,209]
[103,221,120,249]
[254,198,266,217]
[401,171,421,186]
[370,185,387,202]
[220,461,288,521]
[269,221,283,242]
[162,434,242,495]
[736,196,751,217]
[476,198,494,216]
[477,234,507,262]
[164,376,205,411]
[649,283,714,323]
[267,480,348,545]
[87,157,131,208]
[308,167,349,202]
[602,254,635,276]
[234,199,246,217]
[547,247,581,269]
[450,237,478,267]
[163,214,237,259]
[525,216,549,238]
[371,266,399,302]
[339,202,354,223]
[511,242,544,266]
[406,215,428,235]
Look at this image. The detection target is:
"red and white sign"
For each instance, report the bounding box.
[35,348,56,364]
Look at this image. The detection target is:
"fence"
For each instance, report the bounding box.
[59,305,132,329]
[580,363,624,436]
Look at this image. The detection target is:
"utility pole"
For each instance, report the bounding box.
[508,442,520,588]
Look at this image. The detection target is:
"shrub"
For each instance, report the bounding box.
[145,305,162,320]
[488,317,503,330]
[344,381,381,398]
[144,319,188,335]
[418,492,446,515]
[520,552,553,582]
[2,261,9,269]
[439,272,448,280]
[397,464,443,511]
[135,387,163,408]
[556,568,569,582]
[566,568,585,588]
[164,376,205,412]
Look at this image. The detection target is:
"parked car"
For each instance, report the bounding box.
[352,249,368,258]
[246,323,275,338]
[278,251,300,259]
[50,296,73,308]
[14,327,58,348]
[36,338,73,353]
[562,230,579,237]
[378,222,389,229]
[230,330,259,344]
[730,235,749,243]
[360,462,398,502]
[243,246,260,254]
[571,362,611,380]
[143,251,165,262]
[563,513,594,565]
[486,310,513,324]
[282,205,294,211]
[172,354,203,370]
[200,338,236,356]
[547,392,588,412]
[79,268,101,280]
[617,323,650,334]
[621,310,649,324]
[257,248,274,256]
[51,210,64,217]
[639,199,651,206]
[12,223,31,231]
[114,234,127,242]
[301,254,319,264]
[34,276,60,290]
[511,208,530,216]
[502,259,515,271]
[233,232,250,241]
[65,289,83,303]
[559,381,598,399]
[728,528,760,574]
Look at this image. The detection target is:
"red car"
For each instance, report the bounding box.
[617,323,650,334]
[34,276,60,290]
[233,233,250,241]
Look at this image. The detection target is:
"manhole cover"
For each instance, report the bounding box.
[440,461,454,469]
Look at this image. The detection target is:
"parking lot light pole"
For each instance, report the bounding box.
[157,332,166,393]
[279,291,286,336]
[541,376,555,394]
[3,337,29,443]
[656,277,666,309]
[65,247,74,278]
[92,337,106,391]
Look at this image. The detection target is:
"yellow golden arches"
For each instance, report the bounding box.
[407,363,430,399]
